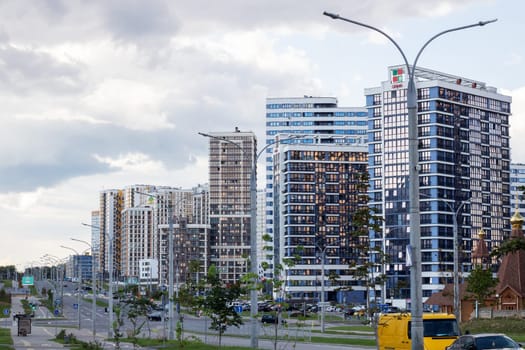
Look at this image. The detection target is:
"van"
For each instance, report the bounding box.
[377,313,459,350]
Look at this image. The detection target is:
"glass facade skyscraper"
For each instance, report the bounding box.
[265,97,368,279]
[366,65,511,302]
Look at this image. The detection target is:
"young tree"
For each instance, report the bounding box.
[347,172,386,319]
[195,265,244,348]
[466,264,498,307]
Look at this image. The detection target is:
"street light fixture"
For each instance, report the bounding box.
[82,222,114,339]
[60,245,82,330]
[71,237,97,342]
[199,131,306,348]
[323,11,496,350]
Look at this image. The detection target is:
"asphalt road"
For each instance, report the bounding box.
[9,280,375,350]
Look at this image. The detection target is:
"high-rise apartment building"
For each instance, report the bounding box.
[511,163,525,215]
[265,96,368,278]
[205,129,256,284]
[98,189,124,278]
[366,66,511,303]
[273,142,369,303]
[94,184,210,288]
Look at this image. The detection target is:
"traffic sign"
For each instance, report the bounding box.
[3,308,9,316]
[54,309,60,316]
[234,305,243,313]
[21,276,34,286]
[73,303,78,310]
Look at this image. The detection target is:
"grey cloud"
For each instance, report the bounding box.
[0,44,87,95]
[0,119,202,192]
[101,0,179,43]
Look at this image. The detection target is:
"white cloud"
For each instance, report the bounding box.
[509,86,525,163]
[82,78,174,130]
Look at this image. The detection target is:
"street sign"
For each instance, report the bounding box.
[234,305,243,313]
[54,309,60,316]
[21,276,34,286]
[73,303,78,310]
[3,308,9,316]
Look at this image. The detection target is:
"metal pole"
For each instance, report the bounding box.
[72,238,97,342]
[321,247,326,333]
[82,222,112,338]
[108,233,114,338]
[249,163,258,348]
[61,246,81,330]
[198,132,307,348]
[134,190,184,340]
[323,11,496,350]
[168,201,175,340]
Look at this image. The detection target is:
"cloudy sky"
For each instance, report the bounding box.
[1,0,524,269]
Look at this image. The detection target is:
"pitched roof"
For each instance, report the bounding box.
[472,229,489,260]
[424,282,474,306]
[496,208,525,296]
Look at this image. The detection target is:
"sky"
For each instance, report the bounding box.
[1,0,524,270]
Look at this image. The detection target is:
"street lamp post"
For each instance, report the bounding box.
[61,245,82,330]
[199,132,306,348]
[135,190,186,341]
[323,11,496,350]
[315,243,329,333]
[420,196,469,322]
[72,238,97,342]
[82,222,114,339]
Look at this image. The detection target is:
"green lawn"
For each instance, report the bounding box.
[461,318,525,342]
[0,327,13,348]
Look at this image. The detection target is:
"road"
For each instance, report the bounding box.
[9,280,375,349]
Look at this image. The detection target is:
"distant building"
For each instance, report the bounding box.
[65,254,93,281]
[204,129,256,284]
[510,163,525,216]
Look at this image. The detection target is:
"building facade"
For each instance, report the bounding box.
[511,163,525,216]
[273,142,369,303]
[93,184,210,288]
[205,129,256,284]
[65,254,93,281]
[366,65,511,303]
[265,96,368,279]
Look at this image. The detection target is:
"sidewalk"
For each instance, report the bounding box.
[9,295,122,350]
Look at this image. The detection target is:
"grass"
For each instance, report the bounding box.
[0,327,13,348]
[461,318,525,342]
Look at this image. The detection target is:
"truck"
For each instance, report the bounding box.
[377,313,459,350]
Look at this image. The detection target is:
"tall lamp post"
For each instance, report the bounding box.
[61,245,82,330]
[420,195,469,322]
[135,190,186,341]
[323,11,496,350]
[315,242,329,333]
[71,237,97,342]
[199,131,305,348]
[82,222,114,339]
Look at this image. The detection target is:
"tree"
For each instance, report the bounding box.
[466,264,498,306]
[347,172,386,318]
[491,237,525,258]
[122,296,152,347]
[195,265,244,348]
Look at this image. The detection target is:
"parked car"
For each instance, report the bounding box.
[446,333,522,350]
[261,314,278,324]
[147,310,166,321]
